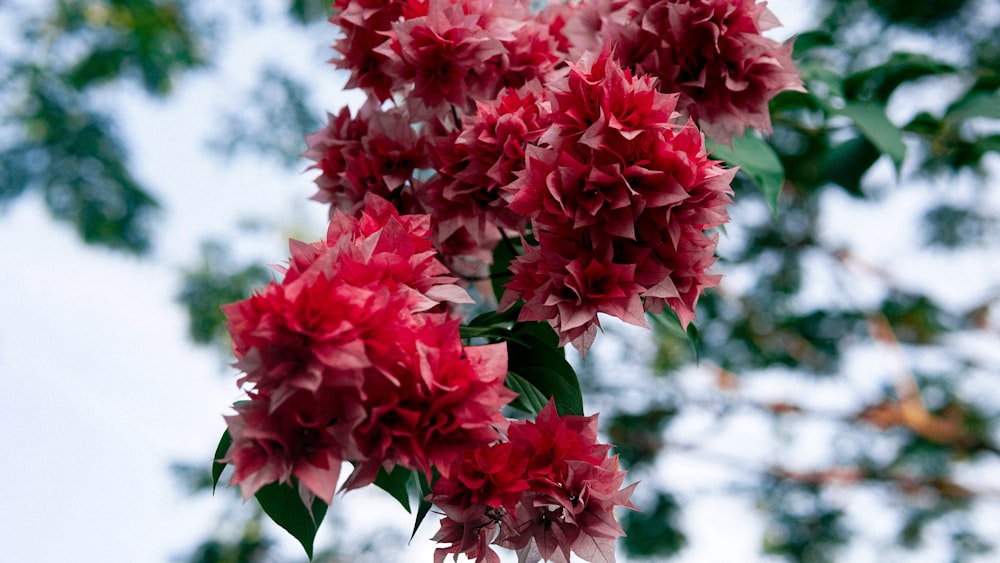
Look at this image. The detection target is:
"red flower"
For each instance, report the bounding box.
[303,105,427,218]
[302,106,369,215]
[222,197,510,503]
[508,146,638,238]
[222,264,403,409]
[331,0,429,101]
[431,401,636,563]
[418,84,550,274]
[592,0,804,142]
[284,194,473,312]
[345,316,514,487]
[498,16,566,90]
[501,52,733,352]
[545,50,677,156]
[497,402,636,563]
[502,229,647,351]
[376,0,513,117]
[223,388,354,503]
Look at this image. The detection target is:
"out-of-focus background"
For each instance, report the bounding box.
[1,0,999,561]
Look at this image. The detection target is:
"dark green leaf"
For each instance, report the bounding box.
[178,240,272,347]
[978,135,1000,156]
[288,0,334,23]
[797,59,846,101]
[843,53,954,103]
[505,322,584,416]
[769,90,824,113]
[945,92,1000,122]
[374,465,413,513]
[868,0,968,27]
[459,325,512,341]
[707,133,785,215]
[904,112,942,135]
[513,364,583,417]
[410,471,435,541]
[825,136,881,196]
[67,48,129,91]
[211,429,232,494]
[465,307,520,329]
[837,102,907,170]
[649,309,699,363]
[510,319,561,349]
[792,30,834,57]
[255,480,328,560]
[490,235,518,303]
[506,371,551,415]
[622,492,687,557]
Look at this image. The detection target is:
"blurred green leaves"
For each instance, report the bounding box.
[177,240,271,347]
[0,0,328,254]
[621,492,687,559]
[0,0,207,254]
[708,132,785,214]
[54,0,206,95]
[1,66,160,252]
[206,65,322,168]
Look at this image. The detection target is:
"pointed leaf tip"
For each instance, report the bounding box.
[707,132,784,216]
[255,480,328,559]
[211,429,232,495]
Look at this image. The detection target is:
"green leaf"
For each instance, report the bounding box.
[506,371,551,415]
[825,136,881,196]
[466,307,520,329]
[843,53,955,103]
[410,471,435,541]
[506,319,559,349]
[211,429,232,494]
[374,465,413,513]
[490,235,518,303]
[946,92,1000,122]
[837,102,907,170]
[504,322,584,416]
[67,48,129,91]
[255,480,328,560]
[769,90,824,113]
[649,309,700,363]
[514,365,582,416]
[797,59,846,101]
[792,30,834,57]
[707,133,785,215]
[904,111,942,135]
[459,324,512,341]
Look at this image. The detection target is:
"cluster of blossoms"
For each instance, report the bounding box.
[221,195,513,502]
[431,401,636,563]
[219,0,803,561]
[308,0,801,353]
[500,51,736,349]
[567,0,804,140]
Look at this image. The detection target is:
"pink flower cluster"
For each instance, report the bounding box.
[305,0,798,353]
[221,195,514,502]
[218,1,805,560]
[431,401,637,563]
[302,104,427,218]
[568,0,804,141]
[500,51,735,350]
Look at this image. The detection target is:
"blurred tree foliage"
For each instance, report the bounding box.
[0,0,207,253]
[6,0,999,561]
[0,0,329,253]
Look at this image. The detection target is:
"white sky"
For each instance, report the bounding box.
[3,1,998,562]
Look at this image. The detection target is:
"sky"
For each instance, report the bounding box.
[4,1,997,562]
